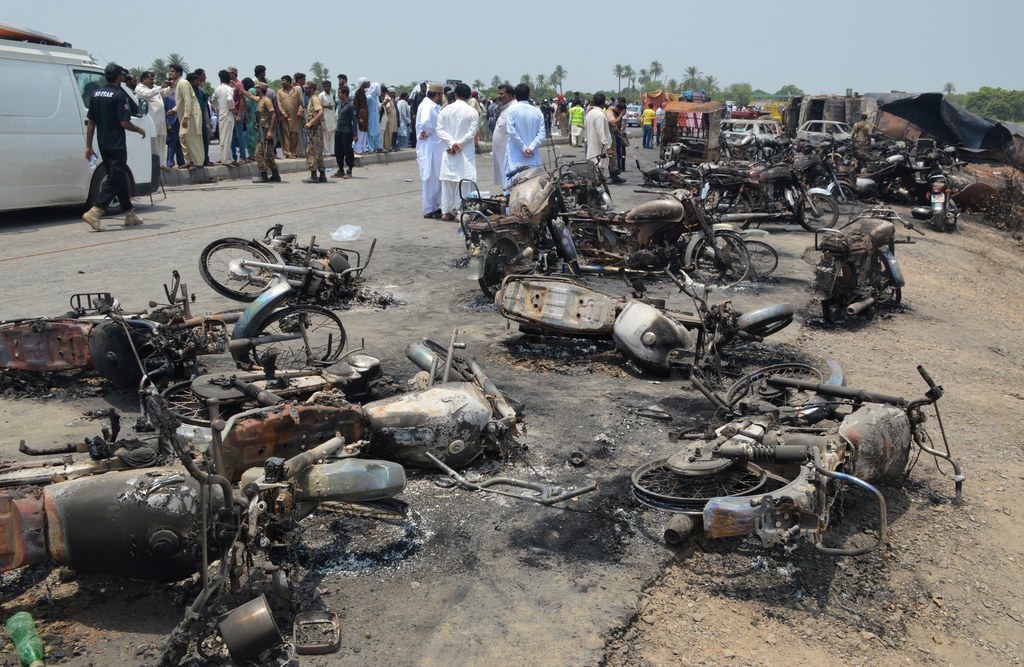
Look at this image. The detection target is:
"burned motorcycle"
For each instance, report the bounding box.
[0,272,237,389]
[632,364,964,555]
[812,208,920,323]
[199,224,376,307]
[911,172,960,233]
[497,269,793,375]
[701,153,840,232]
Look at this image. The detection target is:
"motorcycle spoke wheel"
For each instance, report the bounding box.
[724,362,826,411]
[691,232,750,288]
[742,240,779,279]
[823,262,855,324]
[631,458,768,513]
[478,237,524,299]
[161,380,212,427]
[797,193,840,232]
[875,262,902,306]
[87,321,160,389]
[199,238,279,302]
[250,305,346,371]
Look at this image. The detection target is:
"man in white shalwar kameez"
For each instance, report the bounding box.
[502,83,546,190]
[435,83,480,221]
[490,84,514,188]
[135,71,168,169]
[415,83,444,218]
[584,93,613,179]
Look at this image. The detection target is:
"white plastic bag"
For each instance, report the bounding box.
[330,224,363,242]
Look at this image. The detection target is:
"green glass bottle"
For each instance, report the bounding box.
[5,611,44,667]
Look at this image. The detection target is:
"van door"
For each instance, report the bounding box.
[72,67,156,203]
[0,59,87,209]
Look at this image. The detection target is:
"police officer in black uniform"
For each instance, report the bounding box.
[82,63,147,232]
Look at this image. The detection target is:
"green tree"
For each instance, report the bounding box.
[128,66,144,81]
[701,74,719,98]
[310,62,330,82]
[622,65,635,91]
[535,73,547,92]
[520,74,531,85]
[683,66,702,91]
[150,58,167,82]
[167,52,188,72]
[961,87,1024,123]
[943,82,956,95]
[472,79,485,91]
[667,78,680,94]
[613,64,625,92]
[491,75,502,89]
[638,68,649,86]
[550,65,568,96]
[723,82,754,106]
[649,60,664,81]
[775,84,804,97]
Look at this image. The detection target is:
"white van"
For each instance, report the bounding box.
[0,23,158,213]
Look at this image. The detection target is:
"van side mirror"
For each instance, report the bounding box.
[137,100,149,117]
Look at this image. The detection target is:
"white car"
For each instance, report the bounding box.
[720,118,783,146]
[796,120,852,145]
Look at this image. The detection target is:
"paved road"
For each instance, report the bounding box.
[0,142,811,666]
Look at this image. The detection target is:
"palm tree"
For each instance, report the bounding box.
[535,73,547,92]
[472,79,485,91]
[129,66,144,80]
[649,60,664,81]
[310,62,330,82]
[491,75,502,89]
[150,58,167,82]
[683,66,702,91]
[943,82,956,95]
[166,52,188,72]
[702,74,719,98]
[550,65,567,96]
[613,64,625,92]
[520,74,531,85]
[667,78,680,94]
[622,66,635,91]
[639,69,649,87]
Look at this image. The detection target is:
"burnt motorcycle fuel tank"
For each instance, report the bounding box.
[507,171,555,223]
[623,197,685,224]
[43,468,225,581]
[498,276,618,335]
[363,383,494,468]
[839,403,911,483]
[611,301,695,375]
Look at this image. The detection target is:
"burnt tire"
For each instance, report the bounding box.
[690,231,750,288]
[249,305,346,370]
[743,240,779,279]
[88,320,159,388]
[796,193,840,231]
[478,237,522,299]
[199,238,280,301]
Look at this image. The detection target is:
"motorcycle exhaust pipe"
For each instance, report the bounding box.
[846,297,876,316]
[718,213,786,222]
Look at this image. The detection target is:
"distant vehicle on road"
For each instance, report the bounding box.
[626,104,641,127]
[0,22,158,213]
[797,120,853,145]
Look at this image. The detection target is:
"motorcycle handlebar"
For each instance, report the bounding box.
[764,376,908,408]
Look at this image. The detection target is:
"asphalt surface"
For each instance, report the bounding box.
[0,139,816,666]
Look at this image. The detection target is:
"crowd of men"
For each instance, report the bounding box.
[84,59,654,231]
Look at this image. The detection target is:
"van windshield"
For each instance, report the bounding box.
[74,70,106,108]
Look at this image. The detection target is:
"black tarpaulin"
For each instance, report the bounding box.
[877,93,1014,154]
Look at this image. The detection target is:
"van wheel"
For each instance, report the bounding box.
[85,166,136,214]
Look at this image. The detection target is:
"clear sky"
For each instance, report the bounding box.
[6,0,1019,96]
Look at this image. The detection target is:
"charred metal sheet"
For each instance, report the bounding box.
[702,465,815,540]
[624,198,685,224]
[44,468,224,581]
[499,276,618,335]
[224,402,368,482]
[0,320,93,372]
[840,403,911,483]
[0,490,47,573]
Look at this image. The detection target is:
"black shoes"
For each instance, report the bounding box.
[423,209,442,219]
[253,174,271,183]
